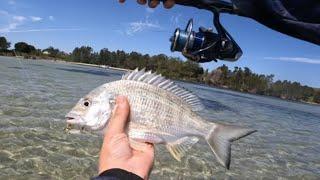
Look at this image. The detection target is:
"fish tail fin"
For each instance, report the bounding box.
[205,123,256,169]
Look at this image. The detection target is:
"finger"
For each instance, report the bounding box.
[99,133,129,174]
[137,0,147,5]
[148,0,159,8]
[163,0,175,9]
[105,96,130,136]
[119,0,125,3]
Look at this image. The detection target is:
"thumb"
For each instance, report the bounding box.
[105,95,130,136]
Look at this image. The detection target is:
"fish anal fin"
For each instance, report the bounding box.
[166,136,199,162]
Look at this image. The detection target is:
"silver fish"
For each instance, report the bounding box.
[65,69,256,169]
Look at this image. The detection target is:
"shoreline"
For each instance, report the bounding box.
[2,56,319,106]
[9,56,130,72]
[188,80,320,106]
[65,61,129,72]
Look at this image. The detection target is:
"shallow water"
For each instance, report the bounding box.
[0,56,319,179]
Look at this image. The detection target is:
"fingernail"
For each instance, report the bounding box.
[149,0,158,8]
[164,1,175,9]
[137,0,144,4]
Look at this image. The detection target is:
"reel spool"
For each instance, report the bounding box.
[170,19,205,53]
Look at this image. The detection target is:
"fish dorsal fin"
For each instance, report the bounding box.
[122,68,204,111]
[166,137,199,161]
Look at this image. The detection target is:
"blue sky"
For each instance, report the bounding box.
[0,0,319,87]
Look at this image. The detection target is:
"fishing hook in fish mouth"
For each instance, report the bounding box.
[64,123,72,132]
[64,123,86,132]
[64,116,75,132]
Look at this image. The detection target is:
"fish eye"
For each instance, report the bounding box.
[83,100,90,107]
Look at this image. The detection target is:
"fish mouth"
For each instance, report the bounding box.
[65,115,77,124]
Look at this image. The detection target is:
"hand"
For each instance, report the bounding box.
[119,0,176,9]
[98,96,154,179]
[119,1,234,12]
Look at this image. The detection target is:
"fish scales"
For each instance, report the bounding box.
[105,80,207,137]
[66,69,256,169]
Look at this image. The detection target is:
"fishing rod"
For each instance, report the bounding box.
[160,0,243,63]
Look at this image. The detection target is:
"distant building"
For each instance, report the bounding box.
[43,51,50,55]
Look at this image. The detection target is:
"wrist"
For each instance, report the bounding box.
[102,165,148,179]
[95,168,144,180]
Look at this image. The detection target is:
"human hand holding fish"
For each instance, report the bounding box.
[98,96,154,180]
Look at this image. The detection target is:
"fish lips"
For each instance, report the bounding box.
[65,113,82,124]
[65,113,106,132]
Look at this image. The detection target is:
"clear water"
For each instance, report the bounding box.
[0,56,319,179]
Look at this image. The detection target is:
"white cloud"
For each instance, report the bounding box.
[30,16,43,22]
[49,16,54,21]
[264,57,320,65]
[13,16,26,22]
[126,18,161,35]
[0,11,27,33]
[8,28,83,33]
[0,23,19,33]
[0,10,78,34]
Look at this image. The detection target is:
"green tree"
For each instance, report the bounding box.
[125,51,144,69]
[70,46,93,63]
[116,50,127,67]
[313,91,320,103]
[0,36,10,50]
[14,42,36,53]
[99,48,111,65]
[218,64,229,85]
[180,60,203,80]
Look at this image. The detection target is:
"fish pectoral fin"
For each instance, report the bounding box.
[166,136,199,162]
[128,128,165,144]
[129,139,153,151]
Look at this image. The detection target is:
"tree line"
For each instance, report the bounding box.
[0,36,68,59]
[204,65,320,103]
[1,36,319,104]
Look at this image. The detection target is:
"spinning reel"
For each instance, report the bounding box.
[169,12,243,63]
